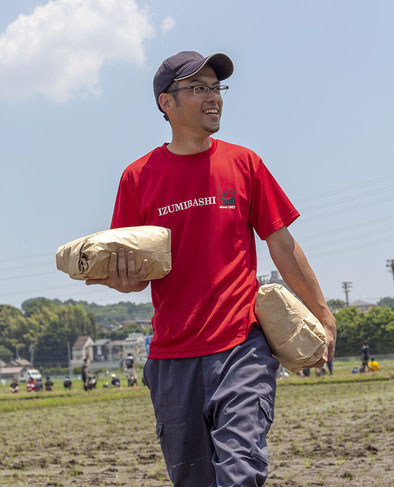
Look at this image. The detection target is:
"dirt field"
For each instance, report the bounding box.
[0,377,392,487]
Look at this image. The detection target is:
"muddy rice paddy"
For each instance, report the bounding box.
[0,377,392,487]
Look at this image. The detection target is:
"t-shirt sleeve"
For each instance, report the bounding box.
[250,161,300,240]
[110,173,144,229]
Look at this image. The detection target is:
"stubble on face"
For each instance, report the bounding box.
[176,65,223,136]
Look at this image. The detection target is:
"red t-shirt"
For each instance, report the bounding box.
[111,138,299,358]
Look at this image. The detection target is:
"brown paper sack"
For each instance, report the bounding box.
[56,226,171,281]
[255,284,326,372]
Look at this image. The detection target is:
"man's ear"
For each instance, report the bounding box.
[158,93,172,118]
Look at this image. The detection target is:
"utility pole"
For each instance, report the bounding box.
[67,341,72,378]
[386,259,394,293]
[342,281,352,307]
[30,345,34,367]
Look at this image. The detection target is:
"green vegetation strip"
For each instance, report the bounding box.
[277,375,391,387]
[0,389,149,413]
[1,375,390,413]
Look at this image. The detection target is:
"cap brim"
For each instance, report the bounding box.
[174,52,234,82]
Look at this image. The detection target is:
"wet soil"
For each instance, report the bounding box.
[0,379,392,486]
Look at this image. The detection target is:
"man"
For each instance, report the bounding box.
[64,376,72,389]
[87,51,336,486]
[111,373,121,387]
[125,353,138,387]
[9,377,19,393]
[361,342,370,372]
[81,358,90,391]
[45,376,54,392]
[26,376,35,392]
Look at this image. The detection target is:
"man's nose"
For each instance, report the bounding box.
[206,88,221,102]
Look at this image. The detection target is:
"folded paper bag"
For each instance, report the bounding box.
[56,226,171,281]
[255,284,326,373]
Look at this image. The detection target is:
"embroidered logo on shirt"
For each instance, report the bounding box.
[157,196,216,216]
[218,187,236,209]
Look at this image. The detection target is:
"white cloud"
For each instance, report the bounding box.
[0,0,157,102]
[161,16,176,34]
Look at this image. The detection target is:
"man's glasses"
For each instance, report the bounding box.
[166,85,229,97]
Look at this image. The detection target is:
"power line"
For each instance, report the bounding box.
[0,271,56,281]
[304,232,394,260]
[291,174,394,204]
[302,227,393,254]
[297,183,394,211]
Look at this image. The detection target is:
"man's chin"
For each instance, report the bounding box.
[201,123,220,134]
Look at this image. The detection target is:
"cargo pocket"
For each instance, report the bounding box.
[251,395,274,463]
[142,360,150,390]
[156,420,209,485]
[156,421,174,481]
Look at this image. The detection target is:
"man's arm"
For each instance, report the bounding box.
[86,248,149,293]
[265,227,336,364]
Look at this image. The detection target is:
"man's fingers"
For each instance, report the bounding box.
[86,250,149,292]
[108,251,118,278]
[117,248,127,279]
[311,358,326,368]
[127,251,136,277]
[86,279,99,286]
[137,258,149,280]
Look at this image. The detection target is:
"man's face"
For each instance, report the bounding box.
[169,64,223,135]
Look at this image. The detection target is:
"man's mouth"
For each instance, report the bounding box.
[203,108,219,115]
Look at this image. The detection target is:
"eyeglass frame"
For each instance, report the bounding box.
[166,84,229,97]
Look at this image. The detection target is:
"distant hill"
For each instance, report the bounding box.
[54,299,154,329]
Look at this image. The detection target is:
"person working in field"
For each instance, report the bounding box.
[45,376,54,391]
[86,50,336,486]
[368,358,380,373]
[361,342,370,372]
[9,378,19,393]
[26,377,36,392]
[81,358,90,391]
[125,353,139,388]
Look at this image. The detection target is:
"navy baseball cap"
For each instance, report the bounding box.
[153,51,234,114]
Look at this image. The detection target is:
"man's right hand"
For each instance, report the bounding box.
[86,248,149,293]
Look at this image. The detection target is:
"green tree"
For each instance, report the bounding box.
[0,305,31,358]
[334,307,364,356]
[0,344,13,362]
[334,305,394,357]
[361,306,394,354]
[33,303,97,365]
[377,297,394,309]
[103,322,152,340]
[327,299,346,312]
[21,297,55,317]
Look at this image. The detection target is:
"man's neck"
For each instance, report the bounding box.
[167,133,212,155]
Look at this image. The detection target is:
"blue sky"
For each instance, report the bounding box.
[0,0,393,308]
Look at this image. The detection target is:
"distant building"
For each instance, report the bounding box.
[350,300,375,313]
[258,270,289,290]
[0,366,23,381]
[8,359,32,368]
[92,339,110,362]
[121,317,152,332]
[124,333,147,364]
[71,336,94,366]
[108,340,125,363]
[0,360,32,381]
[70,334,148,370]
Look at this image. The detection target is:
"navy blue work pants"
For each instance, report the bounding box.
[143,326,279,487]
